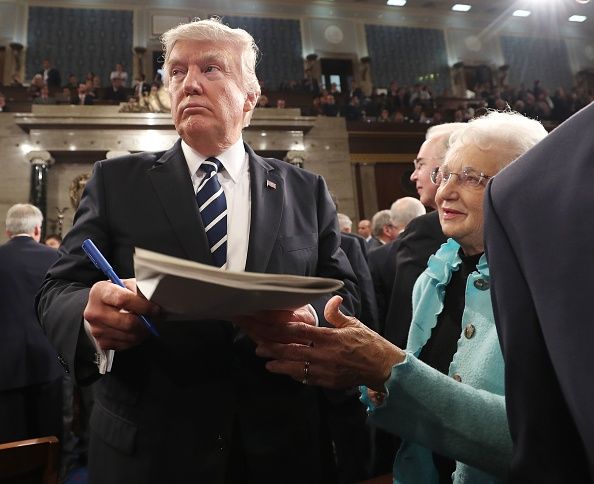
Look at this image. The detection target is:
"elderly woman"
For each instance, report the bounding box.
[241,111,548,483]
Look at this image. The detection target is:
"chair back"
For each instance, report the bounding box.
[0,436,59,484]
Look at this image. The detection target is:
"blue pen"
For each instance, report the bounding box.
[82,238,160,337]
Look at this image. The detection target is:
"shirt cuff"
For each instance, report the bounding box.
[84,319,114,374]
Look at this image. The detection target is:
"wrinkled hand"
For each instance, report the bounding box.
[255,295,406,391]
[235,305,316,346]
[83,278,160,351]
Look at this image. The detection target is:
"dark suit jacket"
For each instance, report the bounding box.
[368,239,400,335]
[384,211,446,348]
[70,94,94,105]
[340,233,378,330]
[485,103,594,482]
[37,140,359,484]
[0,237,61,391]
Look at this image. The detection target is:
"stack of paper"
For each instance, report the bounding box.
[134,248,344,321]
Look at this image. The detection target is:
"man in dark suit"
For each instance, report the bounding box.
[383,123,464,349]
[70,83,94,105]
[37,18,358,484]
[0,204,62,444]
[484,103,594,482]
[39,59,61,92]
[368,197,425,335]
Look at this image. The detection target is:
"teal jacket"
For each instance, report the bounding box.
[366,239,511,483]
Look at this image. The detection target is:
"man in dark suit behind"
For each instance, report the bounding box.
[37,18,358,484]
[0,204,62,444]
[485,103,594,482]
[383,123,464,348]
[368,197,425,334]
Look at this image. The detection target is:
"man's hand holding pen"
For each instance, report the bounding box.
[84,278,161,351]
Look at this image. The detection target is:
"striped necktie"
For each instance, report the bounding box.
[196,157,227,268]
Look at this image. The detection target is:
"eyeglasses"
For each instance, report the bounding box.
[430,166,492,188]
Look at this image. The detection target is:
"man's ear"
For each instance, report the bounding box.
[33,225,42,242]
[244,92,258,113]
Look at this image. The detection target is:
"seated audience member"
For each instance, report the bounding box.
[256,94,269,107]
[44,234,62,248]
[104,77,128,102]
[92,75,102,89]
[109,63,128,87]
[322,94,339,117]
[369,209,398,248]
[377,109,392,123]
[63,74,79,93]
[0,204,63,444]
[56,87,73,104]
[33,85,57,105]
[241,111,548,483]
[276,98,286,109]
[133,74,150,99]
[343,96,363,121]
[393,111,405,123]
[71,82,94,105]
[28,73,45,98]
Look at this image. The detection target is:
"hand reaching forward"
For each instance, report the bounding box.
[83,278,160,351]
[255,295,405,391]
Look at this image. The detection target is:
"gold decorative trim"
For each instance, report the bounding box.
[350,153,415,164]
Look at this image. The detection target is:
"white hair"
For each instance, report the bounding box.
[6,203,43,235]
[424,122,467,162]
[390,197,426,228]
[445,111,548,171]
[371,210,392,238]
[337,213,353,232]
[161,18,261,106]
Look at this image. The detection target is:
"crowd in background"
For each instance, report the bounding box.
[1,57,593,126]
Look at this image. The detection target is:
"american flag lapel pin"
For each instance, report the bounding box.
[266,179,277,190]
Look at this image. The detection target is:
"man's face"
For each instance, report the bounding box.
[42,60,50,69]
[167,39,256,155]
[410,138,443,208]
[357,220,371,238]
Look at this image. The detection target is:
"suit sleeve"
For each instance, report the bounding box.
[37,161,111,383]
[368,353,511,478]
[309,176,361,325]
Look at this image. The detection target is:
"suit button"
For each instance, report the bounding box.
[217,433,224,452]
[473,278,490,290]
[464,324,476,339]
[452,374,462,382]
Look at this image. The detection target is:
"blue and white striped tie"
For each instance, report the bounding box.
[196,157,227,268]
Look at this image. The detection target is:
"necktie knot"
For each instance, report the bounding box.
[200,157,223,177]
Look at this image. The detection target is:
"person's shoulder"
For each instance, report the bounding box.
[99,147,172,171]
[251,154,324,189]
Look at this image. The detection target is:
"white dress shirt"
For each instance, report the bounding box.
[181,137,251,272]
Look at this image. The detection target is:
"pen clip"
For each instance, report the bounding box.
[82,239,102,270]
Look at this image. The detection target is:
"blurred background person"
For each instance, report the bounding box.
[0,204,63,444]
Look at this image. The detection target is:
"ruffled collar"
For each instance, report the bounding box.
[425,238,489,285]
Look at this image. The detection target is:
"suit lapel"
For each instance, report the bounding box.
[245,145,284,273]
[147,140,212,264]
